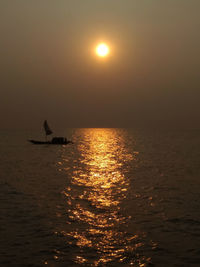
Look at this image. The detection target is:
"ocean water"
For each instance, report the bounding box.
[1,128,200,266]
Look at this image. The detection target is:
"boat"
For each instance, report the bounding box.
[28,120,73,145]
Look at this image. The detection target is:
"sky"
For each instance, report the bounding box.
[1,0,200,129]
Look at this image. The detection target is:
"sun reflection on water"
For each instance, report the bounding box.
[59,129,151,266]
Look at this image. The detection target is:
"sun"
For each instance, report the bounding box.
[96,43,110,57]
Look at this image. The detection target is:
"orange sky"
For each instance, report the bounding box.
[1,1,200,128]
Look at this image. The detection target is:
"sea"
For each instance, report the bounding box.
[1,127,200,267]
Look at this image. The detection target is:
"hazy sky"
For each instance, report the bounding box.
[1,0,200,129]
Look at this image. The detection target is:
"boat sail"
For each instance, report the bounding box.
[43,120,53,136]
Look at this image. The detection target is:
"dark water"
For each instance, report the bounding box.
[1,128,200,266]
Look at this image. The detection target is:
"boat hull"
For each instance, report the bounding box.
[28,140,73,145]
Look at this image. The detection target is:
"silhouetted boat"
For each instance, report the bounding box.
[28,120,73,145]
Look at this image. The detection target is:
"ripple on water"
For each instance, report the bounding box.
[56,129,153,266]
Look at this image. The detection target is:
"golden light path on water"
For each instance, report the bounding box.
[58,129,152,266]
